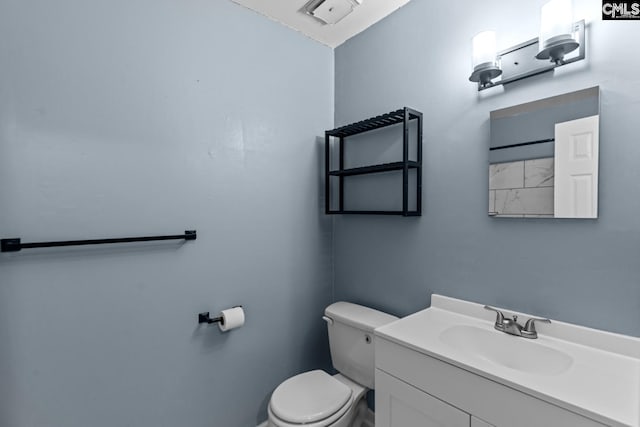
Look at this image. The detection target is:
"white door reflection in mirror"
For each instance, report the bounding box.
[554,115,599,219]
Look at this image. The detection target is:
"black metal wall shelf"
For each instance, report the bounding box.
[1,230,196,252]
[328,161,421,177]
[325,107,423,216]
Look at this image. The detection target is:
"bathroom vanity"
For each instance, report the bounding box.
[374,295,640,427]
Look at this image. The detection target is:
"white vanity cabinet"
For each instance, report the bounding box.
[376,369,471,427]
[375,337,607,427]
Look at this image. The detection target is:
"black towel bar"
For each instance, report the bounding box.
[1,230,196,252]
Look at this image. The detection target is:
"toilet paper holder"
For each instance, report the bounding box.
[198,306,243,325]
[198,312,223,325]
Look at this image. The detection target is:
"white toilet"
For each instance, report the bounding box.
[267,302,398,427]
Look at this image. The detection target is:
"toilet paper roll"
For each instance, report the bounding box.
[219,306,245,332]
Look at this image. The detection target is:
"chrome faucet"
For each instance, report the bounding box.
[484,305,551,339]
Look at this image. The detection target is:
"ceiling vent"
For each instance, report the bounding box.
[302,0,363,25]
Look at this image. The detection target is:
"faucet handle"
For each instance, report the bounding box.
[521,317,551,339]
[483,305,505,331]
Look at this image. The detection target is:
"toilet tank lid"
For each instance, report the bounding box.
[325,302,398,331]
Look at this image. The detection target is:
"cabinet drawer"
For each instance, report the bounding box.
[376,338,606,427]
[376,369,469,427]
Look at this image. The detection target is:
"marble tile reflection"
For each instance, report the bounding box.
[525,157,554,188]
[489,190,496,215]
[494,187,554,215]
[489,161,524,190]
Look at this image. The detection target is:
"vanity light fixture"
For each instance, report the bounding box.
[469,0,585,91]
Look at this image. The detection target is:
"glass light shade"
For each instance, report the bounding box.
[537,0,579,63]
[469,30,502,85]
[472,30,498,69]
[539,0,574,49]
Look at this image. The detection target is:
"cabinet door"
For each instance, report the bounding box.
[376,369,470,427]
[471,416,495,427]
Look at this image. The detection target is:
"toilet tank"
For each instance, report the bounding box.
[324,302,398,389]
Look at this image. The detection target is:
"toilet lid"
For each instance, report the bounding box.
[270,370,352,424]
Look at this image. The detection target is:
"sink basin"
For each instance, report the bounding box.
[439,325,573,376]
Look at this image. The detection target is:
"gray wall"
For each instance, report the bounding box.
[0,1,333,426]
[334,0,640,337]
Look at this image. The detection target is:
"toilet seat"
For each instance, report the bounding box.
[269,370,353,426]
[268,400,352,427]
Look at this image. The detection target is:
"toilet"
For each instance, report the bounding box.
[267,302,398,427]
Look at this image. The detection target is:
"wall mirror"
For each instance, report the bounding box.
[488,86,600,219]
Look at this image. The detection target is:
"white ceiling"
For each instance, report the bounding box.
[230,0,411,48]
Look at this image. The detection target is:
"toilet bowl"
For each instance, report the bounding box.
[267,371,366,427]
[267,302,398,427]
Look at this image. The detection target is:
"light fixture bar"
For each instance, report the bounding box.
[475,20,585,91]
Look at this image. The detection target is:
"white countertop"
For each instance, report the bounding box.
[375,295,640,427]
